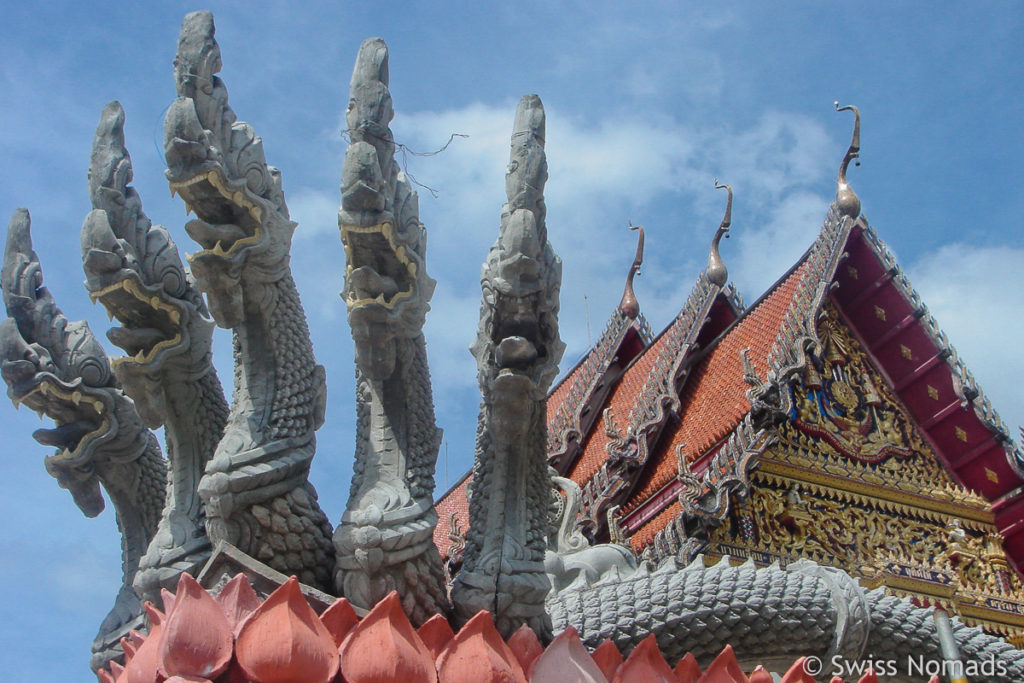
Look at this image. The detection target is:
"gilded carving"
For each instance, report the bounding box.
[707,302,1024,640]
[790,305,925,464]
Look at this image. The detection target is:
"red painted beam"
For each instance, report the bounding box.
[621,478,681,532]
[894,351,948,391]
[998,516,1024,541]
[993,488,1024,516]
[921,399,964,430]
[869,311,922,352]
[846,270,895,311]
[951,435,1000,470]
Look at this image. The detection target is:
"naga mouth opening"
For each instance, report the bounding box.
[14,380,107,456]
[170,169,263,258]
[341,222,417,310]
[492,294,547,375]
[89,278,183,365]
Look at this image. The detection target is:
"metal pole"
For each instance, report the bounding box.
[933,606,968,683]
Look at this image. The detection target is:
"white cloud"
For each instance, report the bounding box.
[388,100,838,360]
[730,189,831,297]
[290,187,339,239]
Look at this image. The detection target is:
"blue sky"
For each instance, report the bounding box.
[1,2,1022,678]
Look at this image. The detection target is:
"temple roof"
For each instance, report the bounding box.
[623,259,809,548]
[434,204,1024,579]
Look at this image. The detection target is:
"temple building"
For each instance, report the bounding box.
[435,107,1024,649]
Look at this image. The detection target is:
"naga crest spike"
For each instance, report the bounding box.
[705,179,731,287]
[618,221,644,319]
[834,101,861,219]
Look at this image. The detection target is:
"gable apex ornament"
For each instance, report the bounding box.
[618,222,645,319]
[706,179,732,287]
[834,101,862,219]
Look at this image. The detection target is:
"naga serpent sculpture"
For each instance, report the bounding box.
[164,11,335,591]
[451,94,566,638]
[333,37,448,624]
[1,209,166,670]
[82,101,229,603]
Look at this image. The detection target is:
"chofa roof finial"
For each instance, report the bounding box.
[705,179,731,287]
[618,221,645,319]
[834,101,861,219]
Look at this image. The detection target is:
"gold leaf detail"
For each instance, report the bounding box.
[874,305,886,321]
[955,426,968,443]
[927,385,939,400]
[847,265,859,280]
[985,467,1000,484]
[900,344,913,360]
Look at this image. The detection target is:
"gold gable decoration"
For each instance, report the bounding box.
[707,302,1024,643]
[793,304,924,463]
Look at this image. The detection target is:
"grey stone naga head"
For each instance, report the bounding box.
[163,10,293,329]
[82,101,215,428]
[471,94,565,401]
[340,38,436,381]
[1,210,143,517]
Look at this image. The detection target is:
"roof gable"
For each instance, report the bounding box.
[618,205,1024,577]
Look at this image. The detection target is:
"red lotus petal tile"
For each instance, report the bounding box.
[128,630,147,648]
[436,610,525,683]
[97,668,116,683]
[695,644,745,683]
[417,614,455,661]
[778,657,816,683]
[236,576,339,683]
[163,677,213,683]
[611,635,674,683]
[928,677,940,683]
[121,603,166,683]
[161,588,177,617]
[214,573,261,635]
[338,590,435,683]
[856,672,878,683]
[673,652,701,683]
[221,660,250,683]
[829,677,844,683]
[109,660,124,679]
[748,666,773,683]
[507,624,543,676]
[530,626,607,683]
[121,635,139,662]
[159,573,233,680]
[321,596,360,648]
[590,640,623,681]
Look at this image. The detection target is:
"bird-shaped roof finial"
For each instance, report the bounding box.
[705,179,731,287]
[834,101,861,219]
[618,221,644,319]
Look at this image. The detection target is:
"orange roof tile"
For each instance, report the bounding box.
[433,474,471,561]
[629,500,681,552]
[567,332,668,485]
[623,260,809,534]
